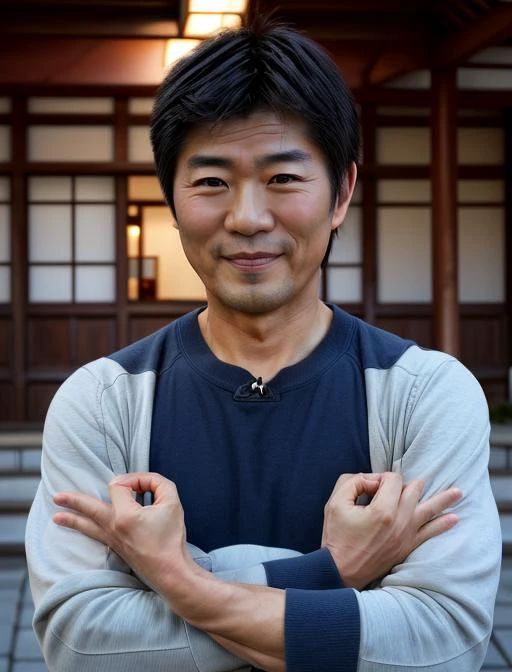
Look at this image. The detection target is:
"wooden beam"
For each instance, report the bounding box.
[435,4,512,68]
[364,44,429,86]
[0,37,168,86]
[3,20,179,39]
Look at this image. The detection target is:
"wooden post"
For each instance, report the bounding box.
[504,109,512,396]
[361,104,377,326]
[114,97,129,349]
[431,69,460,357]
[11,96,27,421]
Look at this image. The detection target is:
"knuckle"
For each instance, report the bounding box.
[112,511,132,534]
[377,510,394,527]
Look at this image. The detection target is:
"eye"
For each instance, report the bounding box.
[269,174,299,185]
[194,177,227,188]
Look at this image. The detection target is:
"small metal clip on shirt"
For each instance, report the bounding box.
[233,376,276,401]
[251,376,269,397]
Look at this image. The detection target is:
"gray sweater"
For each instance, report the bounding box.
[26,310,501,671]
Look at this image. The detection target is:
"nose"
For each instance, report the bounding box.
[224,183,274,235]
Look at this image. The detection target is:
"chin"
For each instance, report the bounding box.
[216,284,295,315]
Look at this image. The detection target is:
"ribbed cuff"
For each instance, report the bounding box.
[263,548,343,590]
[285,588,360,672]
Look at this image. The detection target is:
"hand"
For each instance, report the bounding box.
[321,472,462,590]
[54,473,286,670]
[53,472,196,589]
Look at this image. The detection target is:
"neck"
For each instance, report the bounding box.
[198,298,333,382]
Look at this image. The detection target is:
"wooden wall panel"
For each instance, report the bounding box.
[28,318,70,369]
[27,382,60,422]
[129,317,174,343]
[0,318,12,370]
[480,380,507,407]
[460,316,507,368]
[76,318,116,365]
[375,317,434,349]
[0,384,15,421]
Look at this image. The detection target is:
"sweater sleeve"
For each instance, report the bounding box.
[25,366,251,672]
[357,354,501,671]
[263,548,343,589]
[264,545,360,672]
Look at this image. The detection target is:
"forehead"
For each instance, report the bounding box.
[178,110,319,162]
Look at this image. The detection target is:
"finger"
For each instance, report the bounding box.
[363,473,383,481]
[108,479,142,511]
[110,472,179,506]
[415,487,463,527]
[397,479,424,515]
[332,472,382,494]
[368,472,403,513]
[415,513,459,547]
[360,478,381,498]
[53,510,108,545]
[334,473,381,506]
[330,472,355,495]
[53,491,110,526]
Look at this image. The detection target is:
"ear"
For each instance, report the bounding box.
[330,162,358,233]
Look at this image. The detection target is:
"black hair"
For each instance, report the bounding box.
[150,17,360,267]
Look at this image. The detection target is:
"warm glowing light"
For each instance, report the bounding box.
[127,205,139,218]
[184,13,241,37]
[188,0,248,12]
[164,39,202,67]
[128,224,141,238]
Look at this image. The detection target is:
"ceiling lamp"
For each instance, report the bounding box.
[188,0,248,12]
[164,38,201,67]
[184,13,242,38]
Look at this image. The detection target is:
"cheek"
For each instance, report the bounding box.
[273,192,331,228]
[275,202,333,254]
[175,201,222,244]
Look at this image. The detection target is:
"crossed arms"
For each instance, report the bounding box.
[26,356,502,672]
[51,470,461,671]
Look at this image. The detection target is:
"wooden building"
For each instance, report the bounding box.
[0,0,511,423]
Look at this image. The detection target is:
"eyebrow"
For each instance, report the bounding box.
[187,149,313,171]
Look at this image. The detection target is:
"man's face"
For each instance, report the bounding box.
[173,110,355,316]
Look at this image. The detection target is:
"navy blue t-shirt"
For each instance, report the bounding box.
[108,304,413,672]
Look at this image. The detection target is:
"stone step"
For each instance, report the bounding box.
[0,450,41,475]
[490,476,512,510]
[502,514,512,555]
[0,516,27,555]
[0,433,42,448]
[0,478,40,514]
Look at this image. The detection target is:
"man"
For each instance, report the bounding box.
[26,19,501,672]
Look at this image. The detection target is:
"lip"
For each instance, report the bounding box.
[223,252,282,270]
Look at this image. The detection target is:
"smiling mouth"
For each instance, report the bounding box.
[224,253,282,269]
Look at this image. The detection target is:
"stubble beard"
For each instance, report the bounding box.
[212,275,296,315]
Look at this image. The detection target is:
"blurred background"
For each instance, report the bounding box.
[0,0,511,420]
[0,1,511,669]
